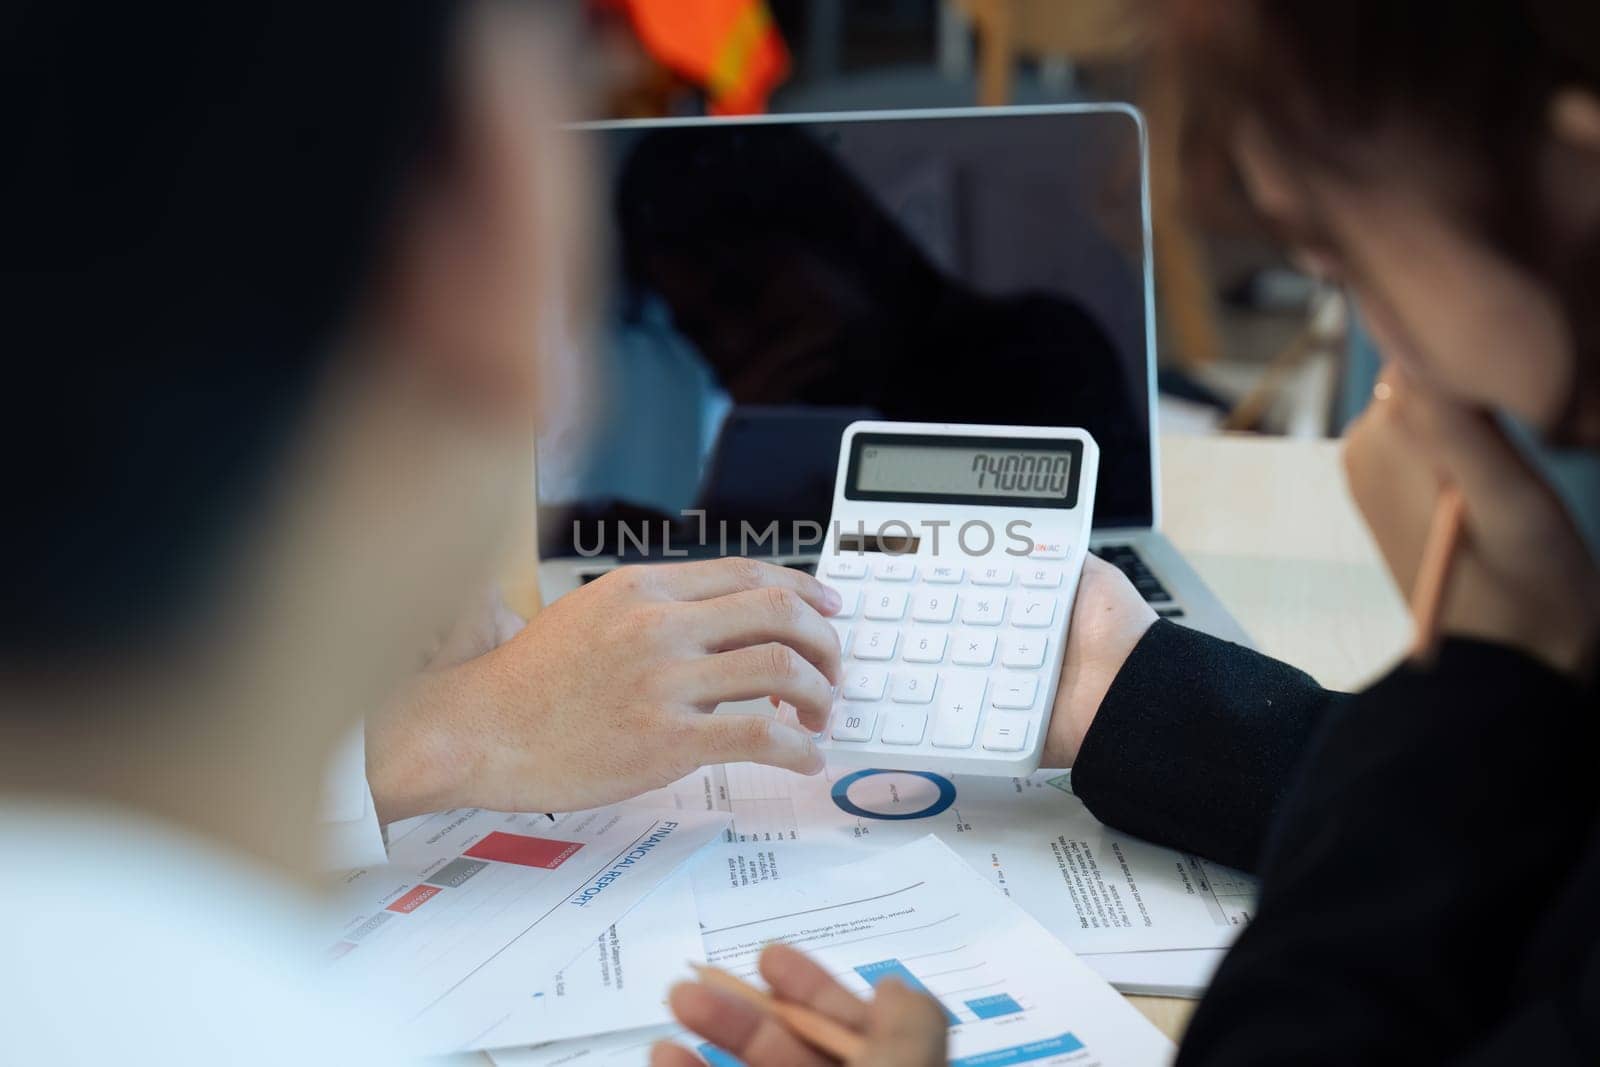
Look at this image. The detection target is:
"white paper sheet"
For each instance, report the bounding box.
[477,867,701,1048]
[322,806,728,1053]
[490,1024,680,1067]
[630,764,1254,958]
[497,836,1174,1067]
[1081,949,1226,998]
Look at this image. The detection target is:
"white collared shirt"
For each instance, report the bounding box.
[320,589,526,870]
[0,803,421,1066]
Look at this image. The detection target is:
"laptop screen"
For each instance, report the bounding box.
[541,107,1153,558]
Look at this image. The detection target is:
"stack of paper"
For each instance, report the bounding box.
[495,836,1174,1066]
[632,764,1251,994]
[320,806,729,1053]
[323,762,1251,1060]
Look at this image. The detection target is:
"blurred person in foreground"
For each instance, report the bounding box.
[662,2,1600,1064]
[0,2,850,1061]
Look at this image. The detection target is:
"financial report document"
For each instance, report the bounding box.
[494,836,1174,1067]
[630,763,1254,957]
[322,806,728,1053]
[504,867,702,1047]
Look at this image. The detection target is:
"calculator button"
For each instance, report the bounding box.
[952,632,997,666]
[830,621,853,657]
[853,627,899,661]
[931,674,986,748]
[874,558,916,581]
[911,590,957,623]
[1012,596,1056,628]
[880,710,928,745]
[1029,542,1069,560]
[826,557,869,579]
[831,708,877,742]
[891,670,937,704]
[1021,565,1063,589]
[999,634,1047,669]
[903,630,947,663]
[864,588,909,621]
[925,564,963,584]
[961,594,1007,626]
[972,564,1014,586]
[842,668,887,701]
[981,713,1030,753]
[990,675,1038,709]
[829,585,860,618]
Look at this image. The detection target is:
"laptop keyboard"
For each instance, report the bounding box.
[579,547,1183,618]
[1091,543,1184,617]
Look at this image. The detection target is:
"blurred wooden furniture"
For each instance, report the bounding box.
[955,0,1224,369]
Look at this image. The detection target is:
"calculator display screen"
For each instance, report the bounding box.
[846,435,1083,508]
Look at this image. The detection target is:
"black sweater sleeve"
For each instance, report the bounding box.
[1175,638,1596,1064]
[1070,620,1347,872]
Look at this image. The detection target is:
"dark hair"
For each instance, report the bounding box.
[1173,0,1600,429]
[1,3,456,662]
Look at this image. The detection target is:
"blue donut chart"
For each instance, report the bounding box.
[830,769,958,821]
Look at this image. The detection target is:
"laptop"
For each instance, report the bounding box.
[537,104,1249,651]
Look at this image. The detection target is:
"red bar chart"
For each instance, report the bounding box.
[387,884,443,914]
[465,831,585,870]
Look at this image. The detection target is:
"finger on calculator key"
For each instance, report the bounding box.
[689,712,824,775]
[652,557,844,615]
[683,644,835,730]
[681,587,844,684]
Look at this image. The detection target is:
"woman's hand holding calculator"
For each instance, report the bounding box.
[365,558,844,822]
[1043,554,1159,767]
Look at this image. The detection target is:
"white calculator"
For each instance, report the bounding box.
[814,421,1098,776]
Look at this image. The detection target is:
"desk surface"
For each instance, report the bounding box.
[1125,433,1409,1040]
[485,433,1410,1055]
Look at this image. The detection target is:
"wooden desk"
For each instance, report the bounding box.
[1124,433,1410,1041]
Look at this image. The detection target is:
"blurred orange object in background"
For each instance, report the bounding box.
[617,0,789,114]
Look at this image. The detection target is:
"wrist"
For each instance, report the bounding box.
[1046,610,1157,767]
[366,666,483,824]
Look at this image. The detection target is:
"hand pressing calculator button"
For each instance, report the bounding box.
[813,421,1098,776]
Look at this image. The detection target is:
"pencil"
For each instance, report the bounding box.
[689,962,867,1061]
[1409,486,1466,665]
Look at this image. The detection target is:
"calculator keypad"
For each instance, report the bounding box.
[820,557,1064,755]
